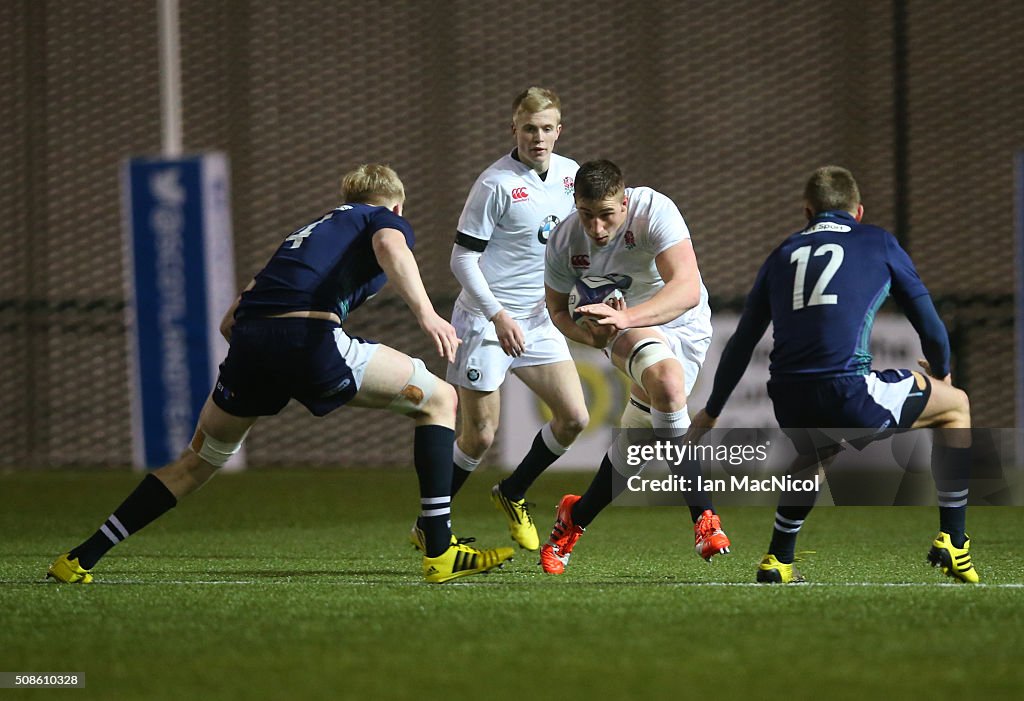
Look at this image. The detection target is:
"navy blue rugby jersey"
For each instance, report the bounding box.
[746,210,929,379]
[237,204,414,322]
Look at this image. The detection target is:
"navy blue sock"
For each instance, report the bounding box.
[414,425,455,557]
[500,429,562,501]
[450,465,473,497]
[767,504,814,564]
[571,455,617,529]
[666,455,714,523]
[69,473,177,569]
[932,444,970,547]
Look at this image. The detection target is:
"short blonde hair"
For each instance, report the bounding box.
[512,86,562,125]
[803,165,860,214]
[341,164,405,206]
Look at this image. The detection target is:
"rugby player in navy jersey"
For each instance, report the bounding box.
[47,164,513,584]
[691,165,979,583]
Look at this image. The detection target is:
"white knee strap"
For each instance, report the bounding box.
[193,430,247,468]
[388,358,438,415]
[625,338,676,387]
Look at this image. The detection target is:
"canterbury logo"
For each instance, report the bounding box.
[511,187,529,201]
[571,254,590,268]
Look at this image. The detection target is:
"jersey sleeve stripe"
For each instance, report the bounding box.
[454,231,488,252]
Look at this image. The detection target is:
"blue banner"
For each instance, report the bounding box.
[1017,151,1023,465]
[122,153,238,468]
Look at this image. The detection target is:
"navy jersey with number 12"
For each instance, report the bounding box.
[746,210,929,380]
[237,203,415,322]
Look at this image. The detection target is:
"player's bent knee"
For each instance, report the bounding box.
[958,387,971,414]
[560,412,589,437]
[461,418,496,453]
[387,358,440,417]
[558,408,589,437]
[461,433,494,456]
[641,362,687,409]
[190,430,247,468]
[953,388,971,425]
[625,338,677,388]
[425,381,458,418]
[928,383,971,428]
[652,376,687,407]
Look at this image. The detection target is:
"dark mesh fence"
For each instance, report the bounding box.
[2,1,1020,467]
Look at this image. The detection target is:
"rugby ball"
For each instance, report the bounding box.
[568,274,633,326]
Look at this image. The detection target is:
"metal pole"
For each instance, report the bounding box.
[158,0,183,157]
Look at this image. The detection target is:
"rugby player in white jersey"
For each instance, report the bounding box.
[540,159,730,574]
[410,88,588,553]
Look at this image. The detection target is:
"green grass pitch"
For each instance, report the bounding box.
[2,468,1023,700]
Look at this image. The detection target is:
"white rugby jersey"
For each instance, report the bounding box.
[455,152,579,317]
[545,186,712,337]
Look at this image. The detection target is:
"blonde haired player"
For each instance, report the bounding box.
[540,159,730,574]
[415,87,589,552]
[48,164,513,585]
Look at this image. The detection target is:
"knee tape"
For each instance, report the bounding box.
[625,338,676,387]
[619,396,653,429]
[192,430,246,468]
[388,358,438,415]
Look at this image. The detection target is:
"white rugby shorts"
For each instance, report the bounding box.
[334,327,380,391]
[612,323,711,396]
[446,303,573,392]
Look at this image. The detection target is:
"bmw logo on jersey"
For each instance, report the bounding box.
[538,214,560,245]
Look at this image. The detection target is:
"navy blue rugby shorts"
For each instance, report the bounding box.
[768,369,931,455]
[212,318,364,417]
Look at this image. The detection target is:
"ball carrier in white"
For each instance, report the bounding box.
[540,159,731,574]
[411,87,589,553]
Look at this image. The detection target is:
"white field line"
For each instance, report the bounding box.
[18,579,1024,588]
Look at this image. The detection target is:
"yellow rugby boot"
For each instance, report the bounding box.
[756,553,806,584]
[46,553,93,584]
[423,542,514,583]
[927,532,980,583]
[491,484,540,551]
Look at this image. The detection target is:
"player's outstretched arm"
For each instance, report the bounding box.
[374,228,460,363]
[685,408,718,443]
[901,294,951,381]
[917,359,952,385]
[704,299,771,419]
[886,233,951,380]
[703,258,773,418]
